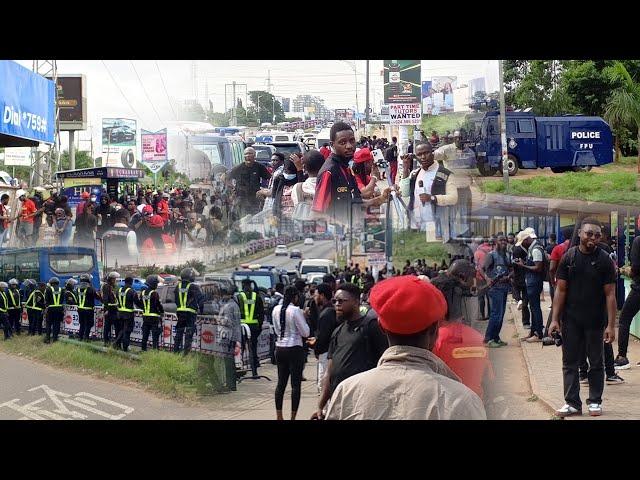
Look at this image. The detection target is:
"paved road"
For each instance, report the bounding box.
[213,240,337,275]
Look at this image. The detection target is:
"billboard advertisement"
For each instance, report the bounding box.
[141,128,168,174]
[389,104,422,125]
[102,118,137,168]
[422,76,457,115]
[0,60,56,145]
[383,60,421,104]
[2,147,32,166]
[47,74,87,131]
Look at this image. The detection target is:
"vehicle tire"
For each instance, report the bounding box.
[121,149,136,168]
[550,167,569,173]
[500,154,519,176]
[573,165,593,172]
[477,160,497,177]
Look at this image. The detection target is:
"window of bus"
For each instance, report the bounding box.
[49,252,95,274]
[0,252,16,281]
[194,144,223,168]
[16,251,39,280]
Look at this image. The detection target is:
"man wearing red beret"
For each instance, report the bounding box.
[324,276,486,420]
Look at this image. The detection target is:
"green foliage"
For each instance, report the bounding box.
[392,231,449,269]
[0,335,230,398]
[248,91,285,124]
[481,171,640,205]
[142,259,208,277]
[421,112,468,137]
[229,229,263,244]
[59,150,94,170]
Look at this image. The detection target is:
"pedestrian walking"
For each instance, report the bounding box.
[272,286,310,420]
[549,218,617,417]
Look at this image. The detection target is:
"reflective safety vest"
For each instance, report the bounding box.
[176,283,196,314]
[48,286,63,308]
[78,288,93,311]
[66,291,77,305]
[7,289,21,309]
[238,292,257,324]
[142,289,161,317]
[26,290,44,311]
[118,287,134,312]
[0,291,8,314]
[104,285,119,308]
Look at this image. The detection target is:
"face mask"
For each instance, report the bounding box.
[283,173,297,181]
[90,196,97,202]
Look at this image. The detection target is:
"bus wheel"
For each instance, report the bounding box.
[500,154,519,176]
[573,165,592,172]
[477,161,497,177]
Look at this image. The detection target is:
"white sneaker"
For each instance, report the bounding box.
[517,300,523,311]
[588,403,602,416]
[556,404,581,417]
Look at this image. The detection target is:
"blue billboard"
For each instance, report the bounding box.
[0,60,56,144]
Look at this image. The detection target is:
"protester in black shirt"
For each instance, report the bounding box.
[227,147,271,217]
[615,221,640,370]
[311,283,337,393]
[311,283,388,419]
[549,218,617,417]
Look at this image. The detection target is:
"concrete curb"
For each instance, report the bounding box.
[507,303,558,417]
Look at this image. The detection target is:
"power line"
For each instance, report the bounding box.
[130,60,164,126]
[100,60,147,126]
[154,60,178,121]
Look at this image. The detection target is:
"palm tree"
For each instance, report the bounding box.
[604,62,640,188]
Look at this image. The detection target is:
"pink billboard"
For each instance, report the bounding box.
[141,128,167,162]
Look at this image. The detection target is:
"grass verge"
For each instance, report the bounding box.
[392,231,448,269]
[481,171,640,205]
[0,335,233,400]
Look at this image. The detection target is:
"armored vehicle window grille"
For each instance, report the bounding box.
[545,124,563,150]
[517,120,534,133]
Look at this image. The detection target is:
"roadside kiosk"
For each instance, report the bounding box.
[55,167,146,208]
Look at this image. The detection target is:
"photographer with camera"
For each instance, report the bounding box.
[549,218,617,417]
[481,235,513,348]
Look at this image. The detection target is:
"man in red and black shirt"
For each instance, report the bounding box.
[313,122,389,226]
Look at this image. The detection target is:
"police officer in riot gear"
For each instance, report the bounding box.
[7,279,22,335]
[237,278,265,377]
[135,275,164,351]
[0,282,11,340]
[173,268,204,355]
[77,273,97,341]
[26,281,46,336]
[44,277,64,343]
[115,277,137,351]
[102,272,120,346]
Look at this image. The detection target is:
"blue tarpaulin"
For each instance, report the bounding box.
[0,60,55,146]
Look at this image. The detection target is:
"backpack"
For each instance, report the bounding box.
[530,244,551,281]
[292,182,314,221]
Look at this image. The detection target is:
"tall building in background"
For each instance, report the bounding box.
[469,77,487,98]
[292,95,331,120]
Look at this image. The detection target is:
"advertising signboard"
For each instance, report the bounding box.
[389,104,422,125]
[47,75,87,130]
[2,147,32,166]
[0,60,55,145]
[384,60,421,104]
[102,118,137,168]
[141,128,168,173]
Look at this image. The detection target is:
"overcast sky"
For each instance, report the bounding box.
[16,60,499,155]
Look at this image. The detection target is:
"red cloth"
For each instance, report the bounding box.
[390,161,398,184]
[354,174,371,192]
[156,199,170,221]
[312,170,332,213]
[433,321,495,400]
[76,200,86,217]
[550,239,570,263]
[369,276,447,335]
[474,243,493,280]
[319,146,331,159]
[147,214,165,229]
[20,198,37,224]
[354,148,373,164]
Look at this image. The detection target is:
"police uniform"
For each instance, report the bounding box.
[77,282,97,341]
[26,287,46,335]
[173,281,204,354]
[7,286,22,334]
[135,288,164,350]
[115,285,137,351]
[237,289,265,376]
[0,287,11,340]
[44,284,64,342]
[102,282,119,346]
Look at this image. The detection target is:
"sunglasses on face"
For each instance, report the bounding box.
[332,298,349,305]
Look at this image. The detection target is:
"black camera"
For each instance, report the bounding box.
[552,331,563,346]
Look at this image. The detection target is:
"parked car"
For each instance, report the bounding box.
[306,272,325,285]
[267,141,307,157]
[253,144,277,167]
[118,277,147,292]
[109,126,135,143]
[274,244,288,256]
[304,237,314,246]
[289,249,302,259]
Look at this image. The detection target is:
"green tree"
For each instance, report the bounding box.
[179,101,206,122]
[603,61,640,181]
[59,150,94,170]
[248,91,285,124]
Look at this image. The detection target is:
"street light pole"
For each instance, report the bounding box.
[499,60,509,193]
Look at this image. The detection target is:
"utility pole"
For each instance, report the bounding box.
[267,70,271,94]
[499,60,509,193]
[365,60,370,132]
[33,60,60,186]
[69,130,76,170]
[232,81,237,126]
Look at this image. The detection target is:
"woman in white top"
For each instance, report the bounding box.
[272,285,310,420]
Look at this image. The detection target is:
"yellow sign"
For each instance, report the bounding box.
[63,177,102,188]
